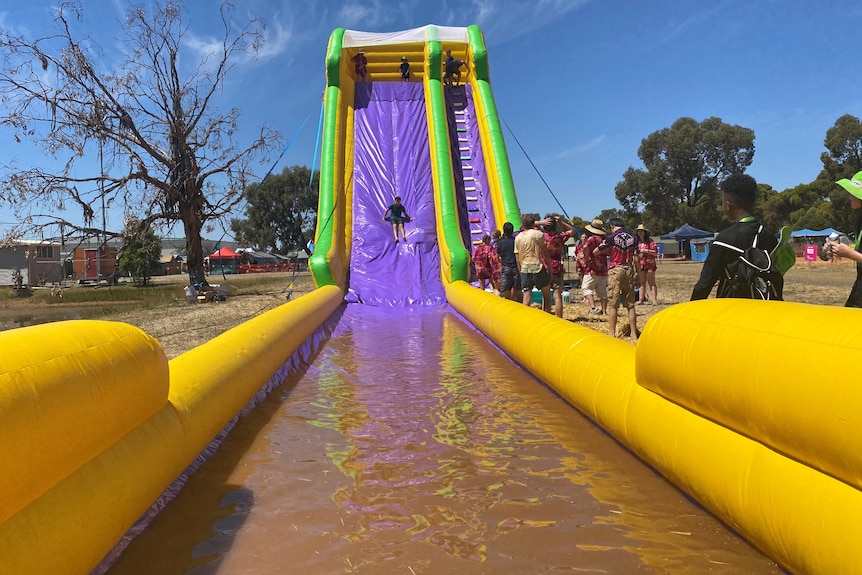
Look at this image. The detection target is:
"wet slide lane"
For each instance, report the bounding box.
[107,305,783,575]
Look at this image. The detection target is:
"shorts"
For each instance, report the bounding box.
[581,273,607,299]
[390,217,404,225]
[608,265,636,310]
[549,272,564,290]
[521,267,549,292]
[500,266,521,293]
[640,262,657,273]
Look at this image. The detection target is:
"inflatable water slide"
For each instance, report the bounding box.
[1,24,861,575]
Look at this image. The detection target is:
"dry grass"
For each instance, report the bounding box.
[561,257,857,339]
[4,257,857,358]
[115,272,318,359]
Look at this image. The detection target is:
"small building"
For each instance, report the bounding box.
[285,250,309,272]
[71,246,118,282]
[159,253,184,276]
[236,249,291,273]
[0,241,64,287]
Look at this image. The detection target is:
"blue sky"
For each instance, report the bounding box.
[1,0,861,237]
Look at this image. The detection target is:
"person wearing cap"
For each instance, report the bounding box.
[691,173,780,300]
[352,49,368,82]
[514,213,553,311]
[827,170,862,307]
[400,56,410,81]
[540,214,577,317]
[635,224,659,305]
[581,218,609,315]
[593,218,640,341]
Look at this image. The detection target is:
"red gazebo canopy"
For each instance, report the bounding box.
[209,246,241,259]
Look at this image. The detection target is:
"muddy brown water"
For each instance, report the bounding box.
[106,305,784,575]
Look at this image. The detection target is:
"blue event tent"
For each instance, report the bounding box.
[790,228,841,238]
[660,223,715,240]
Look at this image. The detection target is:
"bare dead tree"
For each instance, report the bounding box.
[0,1,281,285]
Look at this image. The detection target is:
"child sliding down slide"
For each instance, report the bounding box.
[383,196,411,242]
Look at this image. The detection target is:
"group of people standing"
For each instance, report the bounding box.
[471,213,580,318]
[477,215,584,313]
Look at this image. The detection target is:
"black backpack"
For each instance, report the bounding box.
[714,224,784,300]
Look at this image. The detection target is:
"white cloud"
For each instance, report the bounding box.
[468,0,590,42]
[257,20,292,61]
[184,33,225,64]
[546,135,608,161]
[337,0,390,30]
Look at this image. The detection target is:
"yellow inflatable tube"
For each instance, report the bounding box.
[0,285,343,575]
[169,284,343,451]
[0,321,168,525]
[624,377,862,575]
[636,299,862,491]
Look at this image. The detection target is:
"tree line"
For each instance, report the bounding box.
[610,115,862,236]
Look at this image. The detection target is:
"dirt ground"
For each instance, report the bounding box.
[562,256,857,338]
[6,257,858,359]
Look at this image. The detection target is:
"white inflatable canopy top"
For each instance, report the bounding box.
[341,25,470,48]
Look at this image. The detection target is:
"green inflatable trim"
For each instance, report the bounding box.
[310,29,345,288]
[427,39,470,282]
[467,25,520,228]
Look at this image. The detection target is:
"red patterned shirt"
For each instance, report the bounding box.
[472,244,496,279]
[638,239,658,270]
[584,235,608,276]
[543,230,575,276]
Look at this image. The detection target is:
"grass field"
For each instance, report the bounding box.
[1,257,857,358]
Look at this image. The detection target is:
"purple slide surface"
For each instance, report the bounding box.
[349,83,446,308]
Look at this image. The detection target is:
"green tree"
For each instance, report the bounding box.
[118,219,162,286]
[819,115,862,234]
[616,117,755,233]
[758,181,835,232]
[230,166,319,254]
[0,1,280,288]
[820,114,862,181]
[597,207,628,225]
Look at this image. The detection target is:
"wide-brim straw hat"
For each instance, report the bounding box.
[585,218,607,235]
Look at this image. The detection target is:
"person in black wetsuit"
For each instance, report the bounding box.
[827,171,862,307]
[691,174,780,300]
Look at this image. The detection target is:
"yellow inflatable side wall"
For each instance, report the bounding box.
[0,285,343,575]
[446,281,862,575]
[636,299,862,492]
[0,321,168,525]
